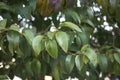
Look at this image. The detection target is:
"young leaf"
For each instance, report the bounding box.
[65,55,75,73]
[60,22,82,32]
[9,24,19,31]
[75,55,84,71]
[32,35,43,57]
[45,39,58,58]
[55,31,69,53]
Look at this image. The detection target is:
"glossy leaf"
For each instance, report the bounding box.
[32,35,43,57]
[60,22,82,32]
[45,39,58,58]
[75,55,84,71]
[65,55,75,73]
[55,31,69,53]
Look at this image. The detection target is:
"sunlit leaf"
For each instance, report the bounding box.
[113,53,120,64]
[0,19,7,30]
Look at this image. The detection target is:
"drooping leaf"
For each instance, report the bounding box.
[65,55,75,73]
[32,35,43,57]
[60,22,82,32]
[55,31,69,53]
[45,39,58,58]
[31,59,41,75]
[75,55,84,71]
[0,19,7,30]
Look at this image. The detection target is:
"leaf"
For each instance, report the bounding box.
[0,19,7,30]
[55,31,69,53]
[32,35,43,57]
[75,55,84,71]
[0,2,13,11]
[25,61,33,75]
[0,75,8,79]
[98,54,108,71]
[60,22,82,32]
[83,19,95,28]
[65,55,75,73]
[9,24,19,31]
[8,42,14,56]
[22,29,34,45]
[65,9,81,24]
[113,53,120,64]
[45,39,58,58]
[29,0,36,12]
[47,31,55,40]
[31,59,41,75]
[52,66,60,80]
[81,45,98,67]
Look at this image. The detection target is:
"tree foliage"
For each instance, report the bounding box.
[0,0,120,79]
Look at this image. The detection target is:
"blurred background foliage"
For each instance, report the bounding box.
[0,0,120,80]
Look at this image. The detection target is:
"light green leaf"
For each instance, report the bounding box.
[83,19,95,28]
[75,55,84,71]
[47,31,55,40]
[31,59,41,75]
[55,31,69,53]
[60,22,82,32]
[32,35,43,57]
[65,55,75,73]
[113,53,120,64]
[9,24,19,31]
[45,39,58,58]
[23,29,34,45]
[0,19,7,30]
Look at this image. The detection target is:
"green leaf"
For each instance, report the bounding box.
[31,59,41,75]
[45,39,58,58]
[29,0,36,12]
[65,9,81,24]
[0,19,7,30]
[81,45,98,67]
[55,31,69,53]
[25,61,33,75]
[83,19,95,28]
[60,22,82,32]
[32,35,43,57]
[98,54,108,71]
[0,2,13,11]
[9,24,19,31]
[52,66,60,80]
[75,55,84,71]
[22,29,34,45]
[113,53,120,64]
[65,55,75,73]
[47,32,55,40]
[8,42,14,56]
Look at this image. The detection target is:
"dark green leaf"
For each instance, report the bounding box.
[113,53,120,64]
[65,55,75,73]
[52,66,60,80]
[31,59,41,75]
